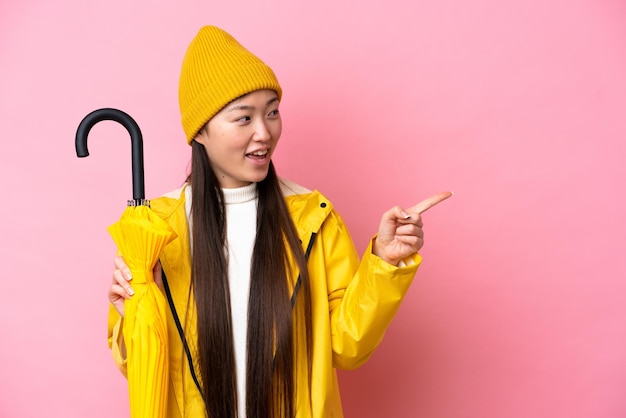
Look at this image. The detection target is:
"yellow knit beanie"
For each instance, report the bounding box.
[178,26,283,144]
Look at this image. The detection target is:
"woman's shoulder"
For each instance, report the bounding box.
[280,177,330,209]
[149,184,188,218]
[279,178,347,234]
[158,183,187,200]
[278,177,313,197]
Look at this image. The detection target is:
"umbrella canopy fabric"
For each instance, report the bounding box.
[108,204,176,418]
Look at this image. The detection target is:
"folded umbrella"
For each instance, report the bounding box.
[76,109,175,418]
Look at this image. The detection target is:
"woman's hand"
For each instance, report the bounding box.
[373,192,453,266]
[109,256,163,317]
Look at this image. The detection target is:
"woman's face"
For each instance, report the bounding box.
[195,89,282,188]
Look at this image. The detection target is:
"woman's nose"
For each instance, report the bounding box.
[252,119,271,142]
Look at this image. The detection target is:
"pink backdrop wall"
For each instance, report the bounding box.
[2,0,625,417]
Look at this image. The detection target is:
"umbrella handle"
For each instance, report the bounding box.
[75,108,145,202]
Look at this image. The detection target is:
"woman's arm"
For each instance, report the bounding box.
[325,192,451,369]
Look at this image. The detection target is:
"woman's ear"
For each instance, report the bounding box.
[194,125,208,146]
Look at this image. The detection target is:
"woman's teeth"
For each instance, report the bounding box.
[248,150,267,157]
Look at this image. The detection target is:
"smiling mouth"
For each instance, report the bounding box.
[246,150,268,159]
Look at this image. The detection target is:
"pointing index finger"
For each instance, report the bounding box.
[408,191,453,214]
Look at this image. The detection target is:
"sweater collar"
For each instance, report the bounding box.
[222,183,257,204]
[183,183,258,219]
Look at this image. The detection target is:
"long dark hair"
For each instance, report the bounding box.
[189,140,312,418]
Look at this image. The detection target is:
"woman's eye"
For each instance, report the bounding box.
[236,115,251,123]
[268,109,280,118]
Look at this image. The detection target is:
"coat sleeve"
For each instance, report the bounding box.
[320,211,421,370]
[107,304,128,377]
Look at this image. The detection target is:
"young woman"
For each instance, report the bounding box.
[108,25,450,418]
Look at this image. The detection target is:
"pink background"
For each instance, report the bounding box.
[2,0,626,417]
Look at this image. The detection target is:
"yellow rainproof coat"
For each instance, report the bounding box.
[108,180,421,417]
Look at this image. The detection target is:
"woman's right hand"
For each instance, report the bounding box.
[109,256,135,317]
[109,256,164,317]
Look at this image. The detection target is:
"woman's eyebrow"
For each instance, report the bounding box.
[226,96,279,112]
[227,104,254,112]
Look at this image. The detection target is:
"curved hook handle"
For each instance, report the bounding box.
[75,108,145,201]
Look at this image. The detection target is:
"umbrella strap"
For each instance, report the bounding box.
[272,232,317,371]
[161,268,207,403]
[290,232,317,308]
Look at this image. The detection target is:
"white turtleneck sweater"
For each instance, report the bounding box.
[185,183,258,418]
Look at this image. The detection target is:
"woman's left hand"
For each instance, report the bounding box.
[373,192,453,266]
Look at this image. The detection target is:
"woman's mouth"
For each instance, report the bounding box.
[246,149,268,160]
